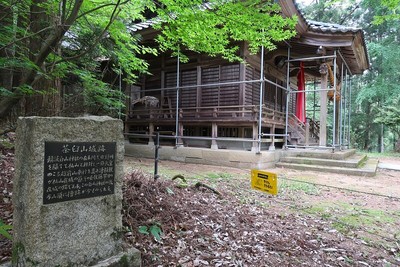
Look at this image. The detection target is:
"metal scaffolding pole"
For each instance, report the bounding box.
[332,50,337,149]
[141,77,288,94]
[175,49,180,146]
[344,69,348,147]
[286,55,336,62]
[285,46,291,149]
[339,63,344,149]
[348,77,352,148]
[337,50,353,76]
[313,79,316,122]
[257,46,265,153]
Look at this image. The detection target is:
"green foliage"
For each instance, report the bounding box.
[138,225,149,235]
[154,0,297,61]
[301,0,400,152]
[371,0,400,24]
[72,68,126,116]
[0,0,298,117]
[374,97,400,134]
[299,0,362,25]
[138,223,163,241]
[0,219,12,240]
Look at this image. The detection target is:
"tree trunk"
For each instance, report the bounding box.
[395,137,400,153]
[0,0,83,120]
[0,2,14,88]
[363,102,371,151]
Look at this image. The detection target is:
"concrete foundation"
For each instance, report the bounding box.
[125,142,282,169]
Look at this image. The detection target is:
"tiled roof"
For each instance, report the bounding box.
[307,20,361,34]
[129,3,362,35]
[127,19,161,32]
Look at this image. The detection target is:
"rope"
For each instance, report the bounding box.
[278,175,400,201]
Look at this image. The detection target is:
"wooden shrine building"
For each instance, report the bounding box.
[125,0,369,153]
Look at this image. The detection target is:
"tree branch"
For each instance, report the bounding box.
[51,0,122,65]
[61,0,67,24]
[75,0,129,21]
[0,26,54,52]
[340,4,360,25]
[0,0,84,118]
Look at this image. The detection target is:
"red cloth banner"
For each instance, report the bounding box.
[296,62,306,123]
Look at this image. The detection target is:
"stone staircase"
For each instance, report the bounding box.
[276,149,379,177]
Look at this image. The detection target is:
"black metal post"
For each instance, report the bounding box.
[154,132,160,180]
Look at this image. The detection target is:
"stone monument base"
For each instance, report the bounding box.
[93,248,141,267]
[0,248,141,267]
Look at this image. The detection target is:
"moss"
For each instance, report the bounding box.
[111,226,128,241]
[119,254,129,267]
[12,242,25,265]
[0,139,14,149]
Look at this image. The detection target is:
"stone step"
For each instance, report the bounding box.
[282,148,356,160]
[276,158,378,177]
[280,154,367,168]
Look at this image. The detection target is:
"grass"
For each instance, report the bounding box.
[302,200,399,238]
[364,151,400,158]
[303,202,335,218]
[279,179,320,195]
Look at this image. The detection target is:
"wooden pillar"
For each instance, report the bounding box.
[269,125,276,151]
[239,127,245,138]
[148,123,154,146]
[211,123,218,150]
[177,122,184,146]
[319,63,328,147]
[305,122,310,146]
[251,122,258,152]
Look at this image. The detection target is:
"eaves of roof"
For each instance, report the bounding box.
[128,19,160,32]
[288,0,369,72]
[129,0,369,72]
[307,20,360,34]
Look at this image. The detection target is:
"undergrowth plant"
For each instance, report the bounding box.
[0,219,12,240]
[138,222,163,242]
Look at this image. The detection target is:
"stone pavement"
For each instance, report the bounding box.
[378,162,400,172]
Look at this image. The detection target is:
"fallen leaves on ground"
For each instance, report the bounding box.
[122,169,398,266]
[0,133,14,262]
[1,139,399,266]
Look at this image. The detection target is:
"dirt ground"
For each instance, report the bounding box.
[1,146,400,266]
[122,156,400,266]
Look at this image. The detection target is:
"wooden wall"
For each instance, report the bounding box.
[162,64,241,109]
[134,46,289,114]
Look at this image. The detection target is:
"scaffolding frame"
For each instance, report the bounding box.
[283,47,353,151]
[126,43,355,153]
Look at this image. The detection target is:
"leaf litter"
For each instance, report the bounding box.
[122,165,399,266]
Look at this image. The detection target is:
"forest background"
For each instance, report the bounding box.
[0,0,399,153]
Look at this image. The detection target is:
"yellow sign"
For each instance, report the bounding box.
[251,169,278,195]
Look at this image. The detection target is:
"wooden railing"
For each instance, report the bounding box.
[307,117,320,141]
[287,114,306,143]
[127,104,286,125]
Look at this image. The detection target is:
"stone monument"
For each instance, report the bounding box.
[12,116,140,267]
